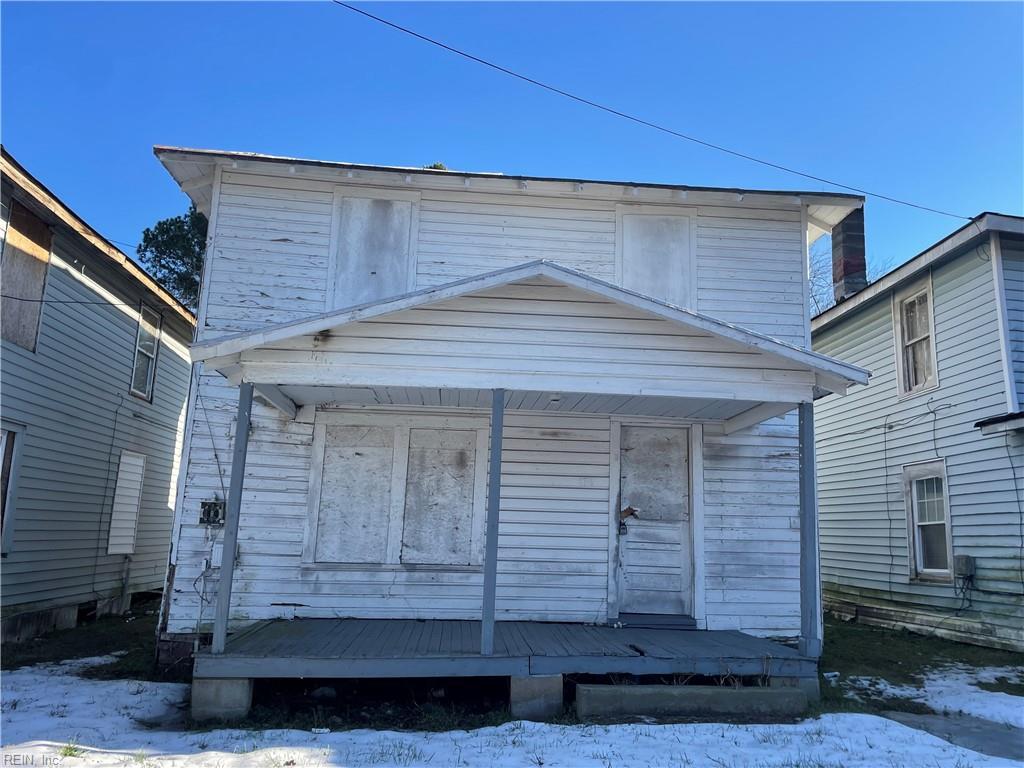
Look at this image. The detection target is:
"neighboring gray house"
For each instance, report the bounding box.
[152,146,870,720]
[1,147,195,641]
[813,212,1024,652]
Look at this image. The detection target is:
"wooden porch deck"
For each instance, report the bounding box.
[194,619,816,680]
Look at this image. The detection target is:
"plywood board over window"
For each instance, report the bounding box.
[617,205,696,310]
[329,189,420,310]
[304,411,487,569]
[314,426,396,563]
[1,200,51,351]
[401,428,478,565]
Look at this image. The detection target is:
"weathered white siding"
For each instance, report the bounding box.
[1002,237,1024,406]
[167,402,612,632]
[164,167,810,638]
[815,245,1024,650]
[201,170,809,344]
[1,221,191,613]
[703,415,801,637]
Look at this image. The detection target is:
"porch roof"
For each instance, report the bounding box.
[194,262,868,425]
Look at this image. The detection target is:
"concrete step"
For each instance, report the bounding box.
[575,684,808,719]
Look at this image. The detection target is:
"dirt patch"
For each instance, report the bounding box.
[1,597,187,682]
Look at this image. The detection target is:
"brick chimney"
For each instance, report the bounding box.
[831,208,867,303]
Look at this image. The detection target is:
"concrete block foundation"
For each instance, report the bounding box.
[191,678,253,722]
[510,674,563,720]
[770,675,821,701]
[575,684,808,720]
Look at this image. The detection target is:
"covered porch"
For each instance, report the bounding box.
[188,262,866,718]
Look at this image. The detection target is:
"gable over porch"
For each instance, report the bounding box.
[190,262,867,674]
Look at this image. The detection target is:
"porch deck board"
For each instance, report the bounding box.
[195,618,815,680]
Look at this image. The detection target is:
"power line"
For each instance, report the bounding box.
[332,1,972,221]
[2,293,167,310]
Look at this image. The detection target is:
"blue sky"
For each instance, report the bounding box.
[2,2,1021,274]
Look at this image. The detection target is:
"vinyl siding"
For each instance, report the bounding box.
[1,221,191,612]
[814,245,1024,650]
[1002,237,1024,407]
[164,169,810,638]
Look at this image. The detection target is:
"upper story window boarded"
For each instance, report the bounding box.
[1,200,52,352]
[330,190,418,309]
[619,211,693,309]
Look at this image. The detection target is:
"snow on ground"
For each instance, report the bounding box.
[845,664,1024,728]
[2,657,1022,768]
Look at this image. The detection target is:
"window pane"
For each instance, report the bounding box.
[906,339,932,389]
[137,309,160,355]
[903,294,929,341]
[919,523,948,570]
[131,352,153,396]
[0,429,15,526]
[915,476,945,523]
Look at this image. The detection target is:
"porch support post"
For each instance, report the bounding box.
[212,382,254,655]
[798,401,823,658]
[481,388,505,656]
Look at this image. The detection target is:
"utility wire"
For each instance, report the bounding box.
[1,294,168,310]
[333,1,972,221]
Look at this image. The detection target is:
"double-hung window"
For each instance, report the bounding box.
[903,460,952,580]
[894,279,937,396]
[130,304,162,400]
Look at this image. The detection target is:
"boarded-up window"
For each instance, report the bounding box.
[307,415,486,567]
[332,195,414,309]
[621,214,690,309]
[108,451,146,555]
[401,429,477,565]
[315,426,395,563]
[1,201,52,351]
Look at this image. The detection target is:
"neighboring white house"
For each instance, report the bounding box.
[153,146,868,719]
[0,147,195,642]
[813,213,1024,652]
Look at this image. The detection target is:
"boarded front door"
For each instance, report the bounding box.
[618,426,691,615]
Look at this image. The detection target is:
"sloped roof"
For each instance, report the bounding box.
[192,260,869,391]
[1,146,195,327]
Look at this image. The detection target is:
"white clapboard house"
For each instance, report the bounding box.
[814,213,1023,652]
[154,147,868,719]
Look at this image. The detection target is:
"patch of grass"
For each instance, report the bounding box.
[814,614,1023,716]
[977,676,1024,696]
[58,741,83,758]
[1,598,184,682]
[819,615,1021,686]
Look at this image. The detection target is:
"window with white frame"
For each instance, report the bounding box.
[306,413,487,567]
[130,304,162,400]
[903,460,951,579]
[894,280,937,395]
